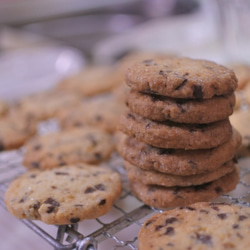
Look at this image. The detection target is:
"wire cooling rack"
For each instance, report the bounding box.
[0,121,250,250]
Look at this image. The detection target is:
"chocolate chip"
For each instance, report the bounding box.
[74,204,83,207]
[29,174,37,179]
[143,59,154,66]
[188,160,198,170]
[95,184,105,191]
[146,123,152,129]
[159,70,168,78]
[195,233,213,245]
[215,186,222,194]
[31,162,40,168]
[94,153,102,160]
[165,217,178,225]
[51,186,57,189]
[54,172,69,175]
[233,224,239,229]
[85,187,95,193]
[239,215,247,221]
[47,206,56,213]
[164,227,175,236]
[33,201,40,209]
[44,198,60,207]
[99,199,106,206]
[59,162,66,166]
[200,209,209,214]
[145,219,154,227]
[33,144,42,150]
[175,79,187,90]
[127,113,135,119]
[193,85,203,99]
[86,134,98,147]
[70,217,80,224]
[217,213,227,219]
[180,206,196,211]
[155,225,164,231]
[212,206,220,211]
[19,196,27,203]
[95,115,103,121]
[157,148,174,155]
[233,155,238,163]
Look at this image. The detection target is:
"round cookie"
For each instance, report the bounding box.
[126,90,235,123]
[57,95,125,134]
[230,63,250,90]
[138,202,250,250]
[0,112,37,151]
[4,164,122,225]
[18,89,81,121]
[124,160,236,187]
[57,65,122,97]
[125,57,237,99]
[130,167,239,209]
[23,127,115,169]
[119,112,233,150]
[230,109,250,157]
[117,129,241,175]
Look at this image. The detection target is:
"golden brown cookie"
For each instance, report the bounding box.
[230,64,250,90]
[117,130,241,175]
[57,65,122,97]
[126,90,235,123]
[125,160,236,187]
[18,89,81,121]
[5,164,122,225]
[138,202,250,250]
[125,57,237,99]
[57,95,125,134]
[130,167,239,209]
[0,100,8,117]
[23,127,115,169]
[119,112,233,150]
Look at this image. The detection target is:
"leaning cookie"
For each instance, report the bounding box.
[119,112,232,150]
[117,130,241,175]
[125,57,237,99]
[125,160,236,187]
[130,167,239,209]
[0,100,8,117]
[126,90,235,123]
[138,202,250,250]
[0,112,37,151]
[5,164,122,225]
[23,127,115,169]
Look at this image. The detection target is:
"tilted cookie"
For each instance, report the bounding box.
[0,100,8,117]
[119,112,232,150]
[125,160,236,187]
[138,202,250,250]
[117,130,241,175]
[0,112,37,151]
[57,95,125,134]
[125,57,237,99]
[23,127,115,169]
[130,167,239,209]
[5,164,122,225]
[126,90,235,123]
[57,65,122,97]
[18,89,81,121]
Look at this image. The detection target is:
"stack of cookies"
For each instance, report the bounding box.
[118,56,241,208]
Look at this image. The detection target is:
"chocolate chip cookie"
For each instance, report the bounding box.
[126,90,235,123]
[125,57,237,99]
[138,202,250,250]
[5,164,122,225]
[23,127,115,169]
[119,112,232,150]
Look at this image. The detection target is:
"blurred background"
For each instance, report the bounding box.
[0,0,249,100]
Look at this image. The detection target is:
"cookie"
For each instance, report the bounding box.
[125,160,236,187]
[138,202,250,250]
[230,109,250,157]
[0,112,37,151]
[0,100,7,117]
[230,63,250,90]
[57,95,125,134]
[18,89,81,121]
[117,129,241,175]
[119,112,232,150]
[130,167,239,209]
[57,65,122,97]
[126,90,235,123]
[4,164,122,225]
[125,57,237,99]
[23,127,115,169]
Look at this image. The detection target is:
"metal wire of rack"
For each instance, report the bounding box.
[0,120,250,249]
